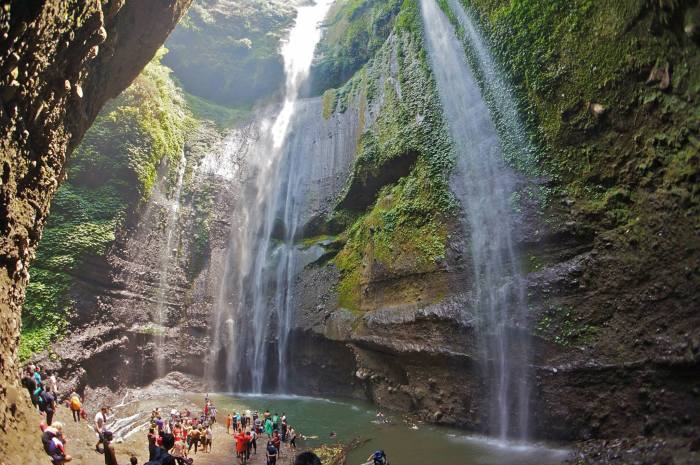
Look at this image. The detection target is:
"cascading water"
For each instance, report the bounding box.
[419,0,530,441]
[154,149,187,376]
[209,0,335,393]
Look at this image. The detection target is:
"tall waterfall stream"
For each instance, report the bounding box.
[420,0,531,441]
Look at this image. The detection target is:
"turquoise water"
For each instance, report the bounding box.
[200,394,570,465]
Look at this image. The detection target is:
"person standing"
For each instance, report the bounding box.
[94,407,109,453]
[289,427,297,450]
[21,370,37,407]
[265,440,278,465]
[205,425,213,453]
[271,430,281,458]
[227,413,233,434]
[49,372,58,396]
[103,431,119,465]
[69,392,82,423]
[41,386,57,426]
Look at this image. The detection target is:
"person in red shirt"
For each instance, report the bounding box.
[271,430,281,456]
[234,429,248,463]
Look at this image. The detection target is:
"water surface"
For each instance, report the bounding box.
[204,393,569,465]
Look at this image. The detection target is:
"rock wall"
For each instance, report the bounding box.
[285,0,700,445]
[0,1,190,462]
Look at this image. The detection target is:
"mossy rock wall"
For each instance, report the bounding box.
[20,51,192,360]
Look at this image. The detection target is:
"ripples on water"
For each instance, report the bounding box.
[202,393,569,465]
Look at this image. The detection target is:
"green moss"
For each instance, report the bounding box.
[20,50,191,359]
[460,0,699,206]
[322,88,338,120]
[329,0,458,313]
[310,0,403,94]
[536,305,597,347]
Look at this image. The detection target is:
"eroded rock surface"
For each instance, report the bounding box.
[0,1,190,462]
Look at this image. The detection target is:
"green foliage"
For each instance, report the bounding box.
[331,0,457,313]
[184,91,251,129]
[310,0,403,94]
[536,305,597,346]
[462,0,700,206]
[20,51,190,359]
[164,0,296,105]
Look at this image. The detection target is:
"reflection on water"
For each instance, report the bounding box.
[201,394,570,465]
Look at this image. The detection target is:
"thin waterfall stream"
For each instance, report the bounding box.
[154,149,188,377]
[420,0,531,441]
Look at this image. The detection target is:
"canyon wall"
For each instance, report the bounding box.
[0,1,190,462]
[9,0,700,456]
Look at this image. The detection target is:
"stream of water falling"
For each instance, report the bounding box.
[420,0,530,441]
[209,0,334,393]
[154,149,187,377]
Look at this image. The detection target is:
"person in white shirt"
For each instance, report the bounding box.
[94,407,108,452]
[49,373,58,395]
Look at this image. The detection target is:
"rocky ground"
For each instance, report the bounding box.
[29,372,347,465]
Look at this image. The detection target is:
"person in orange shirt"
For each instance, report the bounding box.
[226,413,233,434]
[234,429,248,463]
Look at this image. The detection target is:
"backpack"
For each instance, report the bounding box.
[36,390,46,412]
[70,395,81,410]
[144,447,173,465]
[41,430,64,460]
[40,391,54,411]
[373,450,387,465]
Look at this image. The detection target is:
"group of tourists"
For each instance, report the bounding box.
[20,364,389,465]
[20,364,60,425]
[146,401,217,462]
[225,408,298,465]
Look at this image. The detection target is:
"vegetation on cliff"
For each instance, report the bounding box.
[452,0,699,347]
[20,51,191,360]
[322,2,457,312]
[310,0,403,94]
[164,0,296,106]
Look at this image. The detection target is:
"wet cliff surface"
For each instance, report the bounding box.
[8,0,700,462]
[0,1,191,463]
[286,0,700,448]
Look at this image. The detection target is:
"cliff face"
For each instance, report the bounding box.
[0,1,190,462]
[286,0,700,443]
[8,0,699,457]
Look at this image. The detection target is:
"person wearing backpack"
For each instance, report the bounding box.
[146,432,176,465]
[41,385,57,425]
[42,422,72,464]
[69,392,82,422]
[265,440,278,465]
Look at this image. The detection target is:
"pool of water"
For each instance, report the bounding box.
[198,393,570,465]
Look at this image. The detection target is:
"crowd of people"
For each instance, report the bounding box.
[224,408,299,465]
[20,365,389,465]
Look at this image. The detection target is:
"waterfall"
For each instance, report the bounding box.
[419,0,530,441]
[209,0,335,393]
[154,149,187,377]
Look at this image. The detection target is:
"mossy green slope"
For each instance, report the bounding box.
[164,0,296,106]
[325,1,457,312]
[310,0,403,94]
